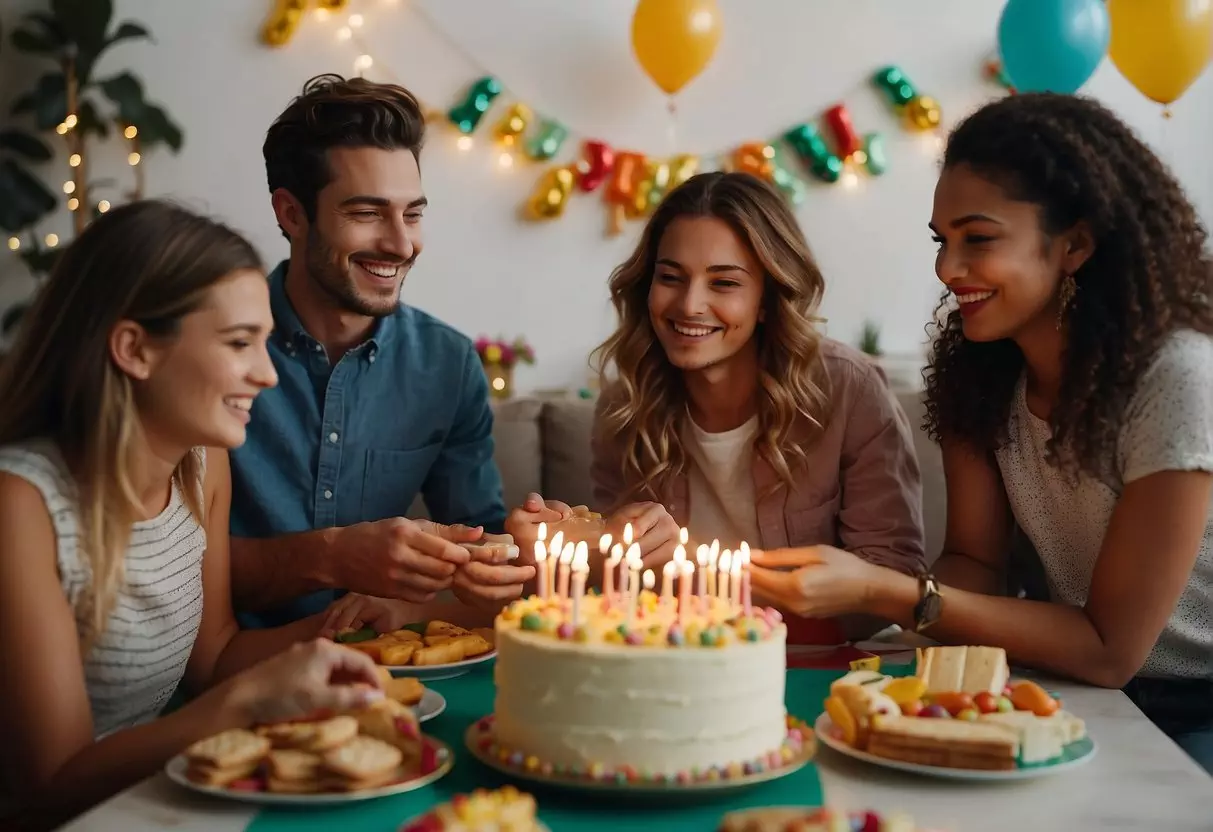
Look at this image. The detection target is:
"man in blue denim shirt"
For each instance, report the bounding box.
[229,74,536,628]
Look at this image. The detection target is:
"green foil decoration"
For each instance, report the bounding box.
[448,76,502,134]
[783,124,843,184]
[872,66,917,108]
[525,118,569,161]
[863,133,888,176]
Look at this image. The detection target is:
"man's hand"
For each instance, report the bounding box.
[331,518,473,602]
[609,501,682,568]
[504,492,572,562]
[452,545,536,611]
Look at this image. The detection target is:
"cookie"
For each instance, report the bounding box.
[184,729,270,769]
[259,715,359,752]
[351,698,423,761]
[322,735,404,781]
[267,749,323,781]
[385,676,425,706]
[185,758,261,787]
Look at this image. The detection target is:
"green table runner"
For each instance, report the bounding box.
[246,666,910,832]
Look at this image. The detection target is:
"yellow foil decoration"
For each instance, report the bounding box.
[493,103,533,148]
[630,160,671,218]
[668,153,700,189]
[261,0,349,47]
[526,166,577,220]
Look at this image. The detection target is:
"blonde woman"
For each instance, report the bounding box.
[0,201,384,829]
[590,172,925,639]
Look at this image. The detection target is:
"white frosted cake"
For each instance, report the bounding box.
[488,586,791,780]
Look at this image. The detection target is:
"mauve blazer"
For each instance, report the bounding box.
[590,338,926,578]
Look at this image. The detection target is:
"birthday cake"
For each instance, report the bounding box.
[489,532,794,780]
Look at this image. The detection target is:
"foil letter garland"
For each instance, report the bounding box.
[448,77,502,135]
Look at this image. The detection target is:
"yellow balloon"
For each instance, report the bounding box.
[1108,0,1213,105]
[631,0,723,95]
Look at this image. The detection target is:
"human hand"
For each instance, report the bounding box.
[317,594,417,639]
[452,545,537,611]
[504,492,572,559]
[747,545,884,618]
[332,518,472,603]
[227,638,385,725]
[609,501,682,569]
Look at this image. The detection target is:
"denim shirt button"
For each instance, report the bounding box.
[323,489,333,499]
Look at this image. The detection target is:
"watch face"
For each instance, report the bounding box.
[923,594,942,622]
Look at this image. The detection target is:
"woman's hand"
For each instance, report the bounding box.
[318,594,418,639]
[609,501,682,568]
[748,545,889,618]
[226,638,386,725]
[504,492,572,558]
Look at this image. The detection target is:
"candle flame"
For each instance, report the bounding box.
[707,546,720,569]
[550,531,565,555]
[672,544,686,564]
[730,553,742,574]
[679,527,689,546]
[719,550,733,572]
[642,569,655,590]
[663,560,678,576]
[537,522,547,542]
[696,544,709,566]
[574,540,589,564]
[739,540,750,558]
[626,542,642,566]
[560,542,575,564]
[599,533,612,555]
[710,539,720,559]
[608,542,624,565]
[682,559,695,575]
[623,522,634,545]
[534,541,547,563]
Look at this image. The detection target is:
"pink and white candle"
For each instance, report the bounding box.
[557,542,575,600]
[626,544,642,613]
[729,550,742,608]
[571,548,590,627]
[679,560,693,625]
[534,541,549,600]
[739,548,752,616]
[717,550,732,604]
[604,543,624,606]
[547,531,565,599]
[661,560,676,601]
[599,533,613,556]
[707,540,720,599]
[695,545,709,599]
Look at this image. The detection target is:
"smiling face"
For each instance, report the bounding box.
[130,269,279,451]
[647,215,765,374]
[930,163,1082,343]
[300,146,426,317]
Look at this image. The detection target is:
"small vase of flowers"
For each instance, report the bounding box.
[475,335,535,399]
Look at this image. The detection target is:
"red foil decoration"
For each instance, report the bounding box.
[824,104,862,158]
[577,141,616,192]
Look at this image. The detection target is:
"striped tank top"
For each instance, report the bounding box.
[0,440,206,738]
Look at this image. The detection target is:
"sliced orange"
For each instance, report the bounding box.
[824,695,858,746]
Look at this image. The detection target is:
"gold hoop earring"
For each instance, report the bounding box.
[1056,272,1077,330]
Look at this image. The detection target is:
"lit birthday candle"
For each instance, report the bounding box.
[718,550,732,604]
[679,527,689,548]
[547,531,565,599]
[695,544,709,599]
[641,568,655,611]
[661,560,676,601]
[707,540,720,599]
[739,547,753,616]
[605,543,623,606]
[599,533,613,556]
[538,522,547,545]
[571,547,589,627]
[729,549,742,609]
[680,559,694,625]
[626,543,642,611]
[534,540,549,599]
[623,522,634,547]
[558,541,575,600]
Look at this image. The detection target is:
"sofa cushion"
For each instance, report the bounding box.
[540,398,597,509]
[895,390,944,564]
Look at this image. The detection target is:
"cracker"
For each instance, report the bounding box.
[324,766,402,791]
[267,749,323,782]
[184,729,269,769]
[322,735,403,780]
[380,642,418,666]
[185,758,261,786]
[351,698,422,760]
[265,776,325,794]
[259,715,359,752]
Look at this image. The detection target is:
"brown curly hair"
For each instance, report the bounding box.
[924,92,1213,480]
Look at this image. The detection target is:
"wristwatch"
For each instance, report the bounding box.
[913,573,943,632]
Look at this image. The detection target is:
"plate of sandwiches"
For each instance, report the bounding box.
[338,620,497,681]
[398,786,552,832]
[816,645,1096,780]
[167,698,453,804]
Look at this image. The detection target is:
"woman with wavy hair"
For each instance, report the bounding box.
[590,171,925,638]
[747,94,1213,770]
[0,201,386,829]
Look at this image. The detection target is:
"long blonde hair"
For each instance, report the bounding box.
[0,200,262,646]
[591,172,830,503]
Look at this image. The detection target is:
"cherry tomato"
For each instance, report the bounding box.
[900,699,924,717]
[931,691,975,716]
[973,691,1000,714]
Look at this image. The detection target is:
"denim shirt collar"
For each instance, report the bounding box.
[267,260,396,356]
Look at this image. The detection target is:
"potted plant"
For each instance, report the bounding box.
[859,319,883,357]
[1,0,183,338]
[475,335,535,399]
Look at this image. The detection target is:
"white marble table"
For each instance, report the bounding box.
[61,676,1213,832]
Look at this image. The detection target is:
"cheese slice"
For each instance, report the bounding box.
[979,710,1086,765]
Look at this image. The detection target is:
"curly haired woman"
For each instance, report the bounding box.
[590,171,926,643]
[748,93,1213,770]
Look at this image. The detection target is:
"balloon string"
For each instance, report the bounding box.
[666,98,679,155]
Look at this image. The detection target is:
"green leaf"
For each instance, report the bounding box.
[10,72,67,130]
[52,0,112,57]
[107,21,152,49]
[11,25,59,54]
[0,130,52,162]
[137,103,184,152]
[0,159,58,233]
[98,72,146,125]
[75,98,109,139]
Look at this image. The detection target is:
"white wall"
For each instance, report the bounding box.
[2,0,1210,392]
